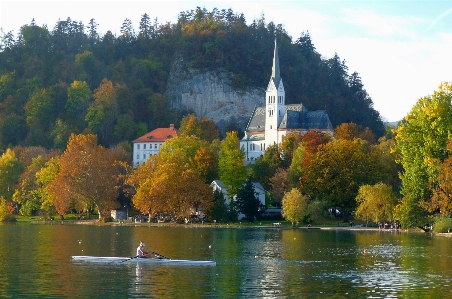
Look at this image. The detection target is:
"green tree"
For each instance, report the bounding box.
[0,149,24,200]
[206,189,228,222]
[85,79,119,145]
[218,131,246,197]
[235,179,263,222]
[66,80,93,129]
[395,82,452,208]
[394,195,427,229]
[24,88,54,131]
[35,156,61,216]
[282,188,308,227]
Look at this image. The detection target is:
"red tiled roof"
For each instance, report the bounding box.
[132,126,178,143]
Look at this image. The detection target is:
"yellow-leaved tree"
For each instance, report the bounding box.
[282,188,308,227]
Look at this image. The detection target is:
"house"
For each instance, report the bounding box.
[111,209,127,220]
[132,124,178,167]
[210,180,266,220]
[239,40,333,162]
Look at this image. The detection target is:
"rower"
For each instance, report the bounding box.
[136,241,150,258]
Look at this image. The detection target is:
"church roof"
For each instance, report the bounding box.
[244,104,332,133]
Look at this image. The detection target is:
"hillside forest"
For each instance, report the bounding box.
[2,7,451,232]
[0,7,385,152]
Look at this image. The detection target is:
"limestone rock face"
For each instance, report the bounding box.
[166,61,264,134]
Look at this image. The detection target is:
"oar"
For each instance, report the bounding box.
[147,250,170,260]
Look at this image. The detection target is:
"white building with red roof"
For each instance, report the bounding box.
[132,124,178,167]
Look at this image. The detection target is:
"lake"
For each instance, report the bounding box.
[0,223,451,298]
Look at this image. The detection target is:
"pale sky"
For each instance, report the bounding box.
[1,0,452,122]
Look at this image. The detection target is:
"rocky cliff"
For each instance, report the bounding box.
[165,60,265,134]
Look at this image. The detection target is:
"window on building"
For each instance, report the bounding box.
[137,144,140,150]
[155,144,157,149]
[137,154,139,159]
[144,144,146,149]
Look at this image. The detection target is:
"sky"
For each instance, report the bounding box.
[1,0,452,122]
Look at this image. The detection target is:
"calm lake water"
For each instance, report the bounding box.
[0,223,451,298]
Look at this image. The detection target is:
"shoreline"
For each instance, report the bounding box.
[24,219,452,236]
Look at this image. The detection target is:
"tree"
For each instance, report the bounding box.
[303,139,384,216]
[206,189,228,222]
[179,114,219,142]
[35,156,61,216]
[12,155,47,216]
[24,88,54,131]
[394,195,427,229]
[85,79,119,145]
[138,13,152,39]
[0,197,15,222]
[269,168,289,204]
[130,155,213,220]
[282,188,308,227]
[0,149,24,200]
[429,139,452,214]
[279,131,303,168]
[66,80,93,129]
[218,131,247,197]
[355,183,399,224]
[235,179,263,222]
[47,134,121,219]
[395,82,452,206]
[334,122,362,141]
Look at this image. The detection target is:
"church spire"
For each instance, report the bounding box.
[269,38,281,88]
[271,38,280,80]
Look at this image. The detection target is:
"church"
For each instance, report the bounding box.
[240,40,333,162]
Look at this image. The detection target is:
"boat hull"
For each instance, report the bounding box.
[71,255,216,266]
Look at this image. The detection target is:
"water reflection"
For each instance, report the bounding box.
[2,224,452,298]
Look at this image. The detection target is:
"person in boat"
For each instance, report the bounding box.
[136,241,150,258]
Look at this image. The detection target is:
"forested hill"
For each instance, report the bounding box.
[0,7,385,151]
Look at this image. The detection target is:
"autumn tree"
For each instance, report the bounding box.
[334,122,362,141]
[429,139,452,214]
[303,139,384,216]
[47,134,121,219]
[0,197,15,222]
[130,155,213,220]
[269,168,289,204]
[129,136,215,220]
[179,114,219,142]
[282,188,308,227]
[355,183,399,224]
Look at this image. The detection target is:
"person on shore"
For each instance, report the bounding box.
[136,241,150,258]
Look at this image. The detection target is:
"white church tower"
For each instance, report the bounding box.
[265,39,285,147]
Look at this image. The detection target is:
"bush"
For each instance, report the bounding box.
[0,197,16,222]
[433,216,452,233]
